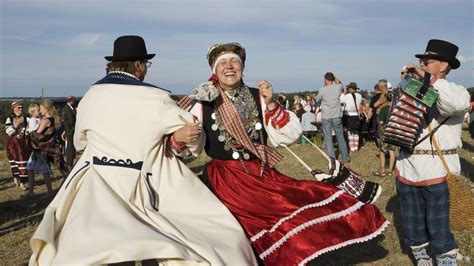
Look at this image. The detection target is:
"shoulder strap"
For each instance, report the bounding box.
[351,93,359,115]
[427,123,452,175]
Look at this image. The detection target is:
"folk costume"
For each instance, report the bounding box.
[179,43,389,265]
[29,36,256,266]
[5,101,31,186]
[395,39,470,265]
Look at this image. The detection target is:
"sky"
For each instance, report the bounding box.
[0,0,473,97]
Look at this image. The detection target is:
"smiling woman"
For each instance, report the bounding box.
[177,42,389,265]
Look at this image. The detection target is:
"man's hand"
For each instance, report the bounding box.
[405,63,425,80]
[173,124,202,143]
[258,80,276,110]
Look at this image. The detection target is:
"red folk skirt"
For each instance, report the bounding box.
[7,134,31,182]
[207,159,388,265]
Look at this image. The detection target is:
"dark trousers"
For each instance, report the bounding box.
[65,139,76,168]
[396,180,457,255]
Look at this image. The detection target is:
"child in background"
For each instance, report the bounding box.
[26,103,41,134]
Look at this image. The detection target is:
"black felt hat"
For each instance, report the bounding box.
[415,39,460,69]
[105,35,155,62]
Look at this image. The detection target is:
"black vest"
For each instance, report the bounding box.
[201,88,268,160]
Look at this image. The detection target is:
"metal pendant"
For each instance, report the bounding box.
[224,144,231,151]
[211,112,217,120]
[211,124,218,131]
[243,153,250,160]
[232,151,240,160]
[218,135,225,142]
[255,122,262,130]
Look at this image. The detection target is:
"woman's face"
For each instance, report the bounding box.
[13,105,23,117]
[215,56,242,90]
[39,104,48,116]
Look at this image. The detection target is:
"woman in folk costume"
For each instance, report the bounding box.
[178,43,389,265]
[5,101,31,190]
[29,35,256,265]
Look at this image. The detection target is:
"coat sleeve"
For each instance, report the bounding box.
[158,97,205,157]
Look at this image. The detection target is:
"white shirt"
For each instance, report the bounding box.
[340,92,362,116]
[396,79,470,185]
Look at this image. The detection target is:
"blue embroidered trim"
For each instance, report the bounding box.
[144,172,158,211]
[65,161,90,188]
[93,156,143,170]
[94,72,170,93]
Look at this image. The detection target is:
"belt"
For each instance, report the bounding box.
[408,149,457,155]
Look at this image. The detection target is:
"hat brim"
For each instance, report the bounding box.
[105,54,155,62]
[415,53,460,69]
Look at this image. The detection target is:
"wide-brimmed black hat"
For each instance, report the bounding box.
[105,35,155,62]
[415,39,460,69]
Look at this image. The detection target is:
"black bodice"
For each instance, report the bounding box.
[202,87,268,160]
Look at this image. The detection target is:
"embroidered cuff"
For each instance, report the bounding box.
[170,134,187,153]
[265,105,290,129]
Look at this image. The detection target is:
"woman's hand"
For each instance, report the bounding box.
[173,124,202,143]
[258,80,276,110]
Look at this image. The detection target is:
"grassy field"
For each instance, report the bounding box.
[1,124,473,265]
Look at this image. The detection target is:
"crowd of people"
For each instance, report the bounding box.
[3,36,472,265]
[5,97,76,197]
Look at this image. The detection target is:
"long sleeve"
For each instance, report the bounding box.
[5,117,16,136]
[434,79,470,117]
[74,98,88,152]
[160,98,206,157]
[260,97,302,147]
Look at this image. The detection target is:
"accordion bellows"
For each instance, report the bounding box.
[383,77,440,150]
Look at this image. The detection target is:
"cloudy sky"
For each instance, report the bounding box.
[1,0,472,97]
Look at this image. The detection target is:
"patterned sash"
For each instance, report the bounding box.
[178,80,283,168]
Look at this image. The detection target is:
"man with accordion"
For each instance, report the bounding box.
[394,40,470,265]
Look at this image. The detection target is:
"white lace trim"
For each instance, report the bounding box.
[250,190,345,242]
[259,201,365,259]
[298,220,390,265]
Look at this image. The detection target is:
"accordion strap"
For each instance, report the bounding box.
[413,116,450,148]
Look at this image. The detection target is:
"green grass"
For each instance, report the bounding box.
[1,125,473,265]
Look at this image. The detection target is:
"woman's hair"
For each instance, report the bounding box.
[39,99,61,128]
[28,102,40,116]
[106,60,145,74]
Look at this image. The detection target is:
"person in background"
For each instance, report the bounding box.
[315,72,350,163]
[61,96,77,171]
[372,92,396,177]
[26,103,41,135]
[5,101,31,190]
[276,93,289,109]
[340,82,362,152]
[301,105,318,144]
[396,39,470,265]
[292,102,305,121]
[368,84,382,141]
[25,100,58,198]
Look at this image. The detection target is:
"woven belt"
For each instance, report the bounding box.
[410,149,457,155]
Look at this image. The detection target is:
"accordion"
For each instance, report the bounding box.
[383,75,439,150]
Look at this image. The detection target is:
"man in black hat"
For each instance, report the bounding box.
[29,35,256,265]
[395,39,470,265]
